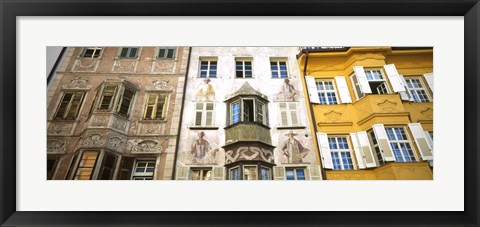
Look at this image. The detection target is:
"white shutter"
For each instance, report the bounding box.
[316,132,333,169]
[356,131,377,168]
[408,123,433,161]
[305,75,320,104]
[349,133,366,169]
[399,75,414,101]
[308,165,322,180]
[273,166,285,180]
[212,167,225,180]
[424,131,433,150]
[383,64,406,92]
[353,66,372,94]
[176,167,189,180]
[334,76,352,103]
[372,124,396,162]
[423,72,434,92]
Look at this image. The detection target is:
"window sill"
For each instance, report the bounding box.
[276,126,306,130]
[189,126,219,130]
[139,119,168,123]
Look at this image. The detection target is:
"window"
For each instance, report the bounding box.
[368,130,385,166]
[351,68,390,99]
[74,151,99,180]
[235,59,253,78]
[229,167,240,180]
[199,60,217,78]
[194,102,214,126]
[98,85,118,111]
[271,60,288,78]
[132,160,156,180]
[405,77,431,102]
[286,168,306,180]
[261,167,271,180]
[316,80,338,105]
[144,93,169,120]
[328,136,354,170]
[158,47,176,59]
[82,47,102,58]
[98,153,118,180]
[231,101,240,124]
[385,127,416,162]
[47,158,58,180]
[243,166,258,180]
[117,87,135,117]
[229,98,267,125]
[279,102,299,127]
[191,168,212,180]
[54,92,85,120]
[119,47,139,58]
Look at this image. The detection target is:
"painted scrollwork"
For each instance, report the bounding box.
[73,59,99,72]
[146,80,174,91]
[62,77,92,90]
[47,139,66,153]
[129,139,162,153]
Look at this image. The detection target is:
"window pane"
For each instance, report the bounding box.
[286,170,295,180]
[296,169,305,180]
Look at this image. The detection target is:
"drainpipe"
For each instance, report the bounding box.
[171,47,192,180]
[302,49,327,180]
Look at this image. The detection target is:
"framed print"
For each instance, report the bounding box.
[1,0,479,226]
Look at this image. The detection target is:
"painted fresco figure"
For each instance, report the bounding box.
[196,78,216,101]
[277,78,297,101]
[282,131,309,163]
[191,131,212,163]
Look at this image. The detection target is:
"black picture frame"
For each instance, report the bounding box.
[1,0,479,226]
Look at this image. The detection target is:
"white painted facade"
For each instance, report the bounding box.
[176,47,322,180]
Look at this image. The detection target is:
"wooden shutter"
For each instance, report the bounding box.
[316,132,333,169]
[334,76,352,104]
[288,103,299,126]
[118,157,135,180]
[353,66,372,94]
[408,123,433,160]
[176,166,189,180]
[372,124,395,162]
[356,131,377,168]
[273,166,285,180]
[212,167,225,180]
[308,165,322,180]
[305,75,320,104]
[423,72,434,92]
[350,133,366,169]
[279,103,289,126]
[383,64,406,92]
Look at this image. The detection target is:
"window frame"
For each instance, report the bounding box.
[229,166,240,180]
[118,47,140,59]
[242,165,259,180]
[157,47,177,59]
[53,91,86,120]
[270,59,289,79]
[116,86,136,118]
[235,58,254,78]
[328,136,355,170]
[194,102,215,127]
[73,150,100,180]
[315,79,339,105]
[350,68,391,100]
[278,102,300,127]
[260,166,272,180]
[285,167,306,180]
[81,47,103,58]
[143,93,170,120]
[98,84,119,111]
[190,168,213,180]
[385,126,418,162]
[404,76,433,102]
[131,159,156,180]
[198,59,218,78]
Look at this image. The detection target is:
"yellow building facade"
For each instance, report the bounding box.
[298,47,434,180]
